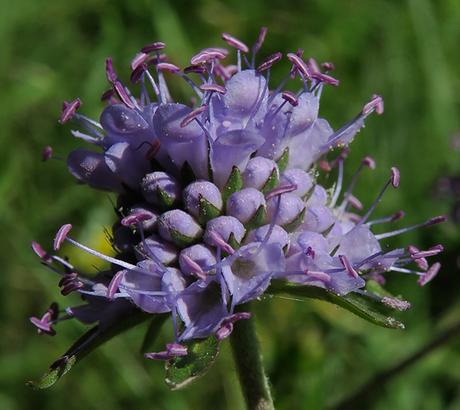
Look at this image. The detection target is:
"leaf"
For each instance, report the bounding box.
[222,166,243,204]
[165,336,220,390]
[28,308,150,389]
[268,280,405,329]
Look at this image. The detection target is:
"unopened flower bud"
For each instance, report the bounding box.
[183,181,223,218]
[141,171,181,209]
[267,193,305,226]
[158,210,203,247]
[179,244,217,277]
[242,157,278,190]
[204,216,246,246]
[227,188,266,224]
[280,168,313,197]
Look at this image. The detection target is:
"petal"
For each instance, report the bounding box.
[67,148,124,193]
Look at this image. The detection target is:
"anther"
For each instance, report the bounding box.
[200,83,226,94]
[256,52,282,72]
[265,183,297,200]
[281,91,299,107]
[113,81,136,109]
[105,57,117,84]
[286,53,311,79]
[42,146,53,162]
[156,62,181,73]
[180,105,208,128]
[54,224,72,251]
[418,262,441,286]
[59,99,81,124]
[222,32,249,53]
[141,41,166,54]
[362,94,384,116]
[339,255,359,278]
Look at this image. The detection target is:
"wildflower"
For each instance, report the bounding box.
[31,29,445,382]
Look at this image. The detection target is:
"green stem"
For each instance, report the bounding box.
[230,305,275,410]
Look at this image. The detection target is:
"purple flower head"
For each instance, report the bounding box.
[33,30,445,373]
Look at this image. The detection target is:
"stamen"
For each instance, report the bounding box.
[311,72,339,86]
[281,90,299,107]
[156,62,181,73]
[131,52,149,71]
[180,254,206,280]
[216,312,251,340]
[59,99,81,124]
[42,146,53,161]
[54,224,72,251]
[375,216,447,240]
[411,244,444,259]
[121,212,154,227]
[286,52,311,79]
[362,94,384,116]
[289,48,304,79]
[31,241,51,262]
[180,105,208,128]
[358,168,400,224]
[222,32,249,53]
[105,57,117,83]
[130,63,147,84]
[141,41,166,54]
[208,231,235,255]
[418,262,441,286]
[265,183,297,200]
[145,343,188,360]
[113,81,136,109]
[391,167,400,188]
[200,83,226,94]
[256,52,282,73]
[107,270,125,299]
[190,48,228,65]
[367,210,405,226]
[184,65,207,75]
[251,27,268,67]
[305,270,331,282]
[339,255,359,278]
[321,62,335,72]
[100,89,115,102]
[330,158,344,207]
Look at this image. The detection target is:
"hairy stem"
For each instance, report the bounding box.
[230,305,275,410]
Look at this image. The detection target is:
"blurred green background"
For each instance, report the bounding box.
[1,0,460,409]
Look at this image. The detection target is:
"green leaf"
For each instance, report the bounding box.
[222,166,243,204]
[165,336,220,390]
[276,148,289,172]
[28,308,150,389]
[198,194,222,225]
[268,280,405,329]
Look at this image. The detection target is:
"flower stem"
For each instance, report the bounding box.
[230,305,274,410]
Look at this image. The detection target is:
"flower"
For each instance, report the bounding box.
[32,29,445,363]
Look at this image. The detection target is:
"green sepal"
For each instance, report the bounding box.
[198,194,222,225]
[246,205,267,231]
[165,336,220,390]
[28,308,150,389]
[283,207,306,232]
[156,187,176,210]
[261,167,279,194]
[276,148,289,172]
[169,227,201,248]
[222,166,243,204]
[180,161,197,186]
[321,222,335,237]
[302,184,316,202]
[228,232,241,251]
[268,281,405,329]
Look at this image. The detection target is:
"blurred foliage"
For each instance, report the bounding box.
[1,0,460,409]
